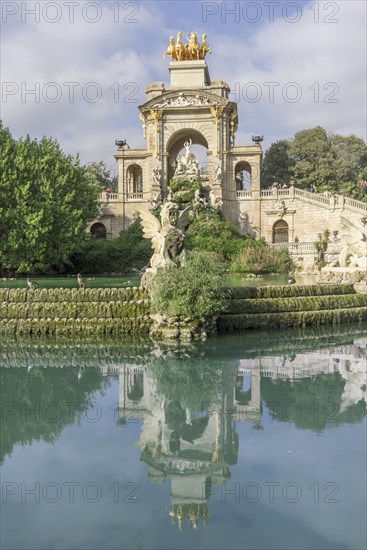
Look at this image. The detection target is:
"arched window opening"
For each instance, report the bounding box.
[273,220,289,243]
[90,223,107,239]
[126,164,143,195]
[235,161,252,191]
[166,129,209,183]
[127,373,144,402]
[235,374,252,406]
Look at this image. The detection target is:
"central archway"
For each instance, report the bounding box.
[166,129,209,184]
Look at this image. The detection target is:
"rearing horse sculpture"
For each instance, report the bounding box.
[175,32,186,61]
[186,31,200,60]
[200,34,211,60]
[163,36,177,60]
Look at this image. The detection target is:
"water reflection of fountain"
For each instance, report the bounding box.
[117,338,366,529]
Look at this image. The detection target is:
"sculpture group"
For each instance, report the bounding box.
[163,32,211,61]
[174,139,199,178]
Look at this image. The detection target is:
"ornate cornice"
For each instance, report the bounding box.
[140,90,230,114]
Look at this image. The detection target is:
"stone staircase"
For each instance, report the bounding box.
[218,284,367,332]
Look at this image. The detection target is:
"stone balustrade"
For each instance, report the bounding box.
[126,193,144,201]
[236,190,252,198]
[269,241,316,254]
[233,185,367,215]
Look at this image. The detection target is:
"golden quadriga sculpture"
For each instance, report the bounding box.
[163,32,211,61]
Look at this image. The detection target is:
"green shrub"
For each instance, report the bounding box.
[151,250,228,318]
[185,210,247,261]
[231,241,294,274]
[71,221,152,274]
[169,177,200,204]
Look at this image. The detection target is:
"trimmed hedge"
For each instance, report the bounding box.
[218,307,367,331]
[226,284,356,299]
[228,294,367,314]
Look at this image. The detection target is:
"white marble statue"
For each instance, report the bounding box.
[209,190,223,212]
[174,139,200,177]
[152,167,162,187]
[213,165,223,186]
[339,216,367,269]
[139,202,191,271]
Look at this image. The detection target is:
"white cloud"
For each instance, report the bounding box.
[1,0,366,163]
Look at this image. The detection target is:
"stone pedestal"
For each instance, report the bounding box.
[169,60,211,87]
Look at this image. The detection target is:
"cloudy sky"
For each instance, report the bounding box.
[1,0,366,173]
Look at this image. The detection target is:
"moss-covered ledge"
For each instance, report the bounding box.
[218,284,367,332]
[0,287,152,336]
[1,284,366,337]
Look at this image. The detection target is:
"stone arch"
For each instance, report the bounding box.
[166,128,210,183]
[127,372,144,402]
[235,161,252,191]
[272,219,289,243]
[126,164,143,194]
[235,373,252,406]
[90,222,107,239]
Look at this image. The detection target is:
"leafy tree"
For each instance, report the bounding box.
[331,134,367,200]
[260,139,294,187]
[290,126,335,190]
[260,126,367,200]
[0,122,101,272]
[85,161,118,192]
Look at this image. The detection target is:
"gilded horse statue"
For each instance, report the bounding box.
[186,31,200,60]
[175,32,186,61]
[200,34,211,60]
[163,36,177,60]
[163,32,212,62]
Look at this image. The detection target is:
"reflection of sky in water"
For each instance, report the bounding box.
[1,325,366,550]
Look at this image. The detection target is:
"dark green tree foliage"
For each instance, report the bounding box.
[71,220,152,273]
[260,126,367,200]
[85,161,118,192]
[260,139,295,187]
[0,367,106,463]
[290,126,335,189]
[0,123,101,272]
[261,373,366,433]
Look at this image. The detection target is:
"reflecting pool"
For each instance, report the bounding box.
[1,324,366,550]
